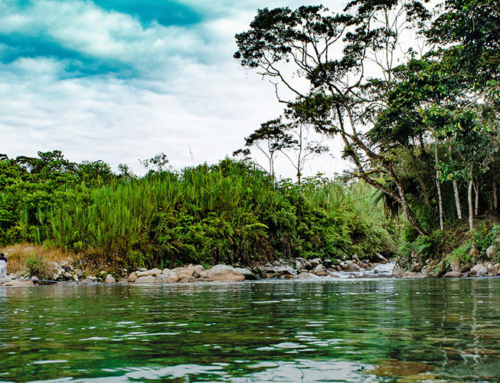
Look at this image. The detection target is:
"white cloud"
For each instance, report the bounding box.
[0,0,349,179]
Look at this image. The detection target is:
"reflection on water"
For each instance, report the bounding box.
[1,278,500,382]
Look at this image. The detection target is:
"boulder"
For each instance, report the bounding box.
[348,263,362,272]
[164,274,179,283]
[298,272,319,279]
[359,263,368,269]
[352,254,360,262]
[177,269,194,280]
[444,271,462,278]
[476,267,489,277]
[314,269,329,277]
[3,279,34,287]
[162,268,170,275]
[207,265,245,282]
[104,274,116,284]
[188,265,204,275]
[135,275,156,283]
[310,258,322,268]
[259,265,296,278]
[486,246,497,259]
[136,270,154,278]
[127,272,137,283]
[450,260,461,273]
[233,267,257,280]
[470,264,484,276]
[376,253,389,264]
[460,263,472,273]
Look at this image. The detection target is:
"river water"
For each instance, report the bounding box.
[1,278,500,382]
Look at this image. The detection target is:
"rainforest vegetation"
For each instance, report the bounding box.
[1,0,499,270]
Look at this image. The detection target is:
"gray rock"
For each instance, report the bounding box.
[470,264,484,276]
[259,265,296,278]
[233,267,257,280]
[104,274,116,284]
[476,267,489,277]
[486,246,497,259]
[314,269,329,277]
[376,253,389,264]
[164,274,179,283]
[297,272,319,279]
[444,271,462,278]
[348,263,362,272]
[207,265,245,282]
[310,258,322,268]
[177,268,194,280]
[73,274,79,282]
[127,272,137,283]
[135,276,156,283]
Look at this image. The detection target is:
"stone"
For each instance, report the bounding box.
[207,265,245,282]
[352,254,360,262]
[59,260,70,268]
[3,280,34,287]
[136,270,155,278]
[444,271,462,278]
[135,275,156,283]
[486,246,497,259]
[177,269,194,280]
[376,253,389,264]
[460,263,472,273]
[314,269,329,277]
[127,272,137,283]
[359,263,368,269]
[348,263,362,272]
[165,274,179,283]
[310,258,322,268]
[182,277,196,283]
[297,272,319,279]
[162,268,171,275]
[199,271,209,279]
[137,268,147,272]
[73,274,79,282]
[329,274,340,278]
[283,274,296,279]
[470,264,484,276]
[104,274,116,284]
[188,265,204,275]
[259,265,295,278]
[470,245,479,257]
[476,267,489,277]
[450,260,461,272]
[63,272,72,280]
[233,267,257,280]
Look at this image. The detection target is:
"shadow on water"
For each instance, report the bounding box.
[1,278,500,382]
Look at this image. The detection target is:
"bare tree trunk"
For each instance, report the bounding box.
[493,161,498,213]
[448,141,462,219]
[435,139,444,231]
[468,171,474,230]
[474,178,480,217]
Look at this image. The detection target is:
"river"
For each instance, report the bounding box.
[1,278,500,382]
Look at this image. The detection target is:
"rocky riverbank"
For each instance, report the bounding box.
[1,251,499,287]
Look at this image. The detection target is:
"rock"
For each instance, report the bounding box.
[182,277,196,283]
[352,254,360,262]
[177,269,194,280]
[486,246,497,259]
[74,268,84,278]
[470,245,479,257]
[207,265,245,282]
[310,258,322,268]
[476,266,489,277]
[283,274,296,279]
[199,271,209,279]
[136,270,155,278]
[259,265,296,278]
[63,272,72,280]
[164,274,179,283]
[348,263,362,272]
[314,269,329,277]
[460,263,472,273]
[444,271,462,278]
[376,253,389,264]
[233,267,257,280]
[470,264,484,276]
[81,279,96,284]
[162,268,170,275]
[127,272,137,283]
[104,274,116,284]
[59,260,70,268]
[73,274,79,282]
[297,272,319,279]
[323,259,333,268]
[188,265,204,275]
[3,279,34,287]
[135,275,156,283]
[138,268,147,272]
[359,263,368,269]
[329,274,340,278]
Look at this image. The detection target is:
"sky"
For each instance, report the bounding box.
[0,0,349,178]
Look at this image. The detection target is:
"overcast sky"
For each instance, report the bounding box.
[0,0,350,178]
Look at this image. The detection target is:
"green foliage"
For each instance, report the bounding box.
[25,254,51,280]
[0,152,397,268]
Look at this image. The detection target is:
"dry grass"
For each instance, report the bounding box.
[0,243,71,276]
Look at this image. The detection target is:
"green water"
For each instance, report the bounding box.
[1,278,500,382]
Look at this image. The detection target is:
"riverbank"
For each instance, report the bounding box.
[2,251,500,287]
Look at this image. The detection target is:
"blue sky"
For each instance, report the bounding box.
[0,0,346,177]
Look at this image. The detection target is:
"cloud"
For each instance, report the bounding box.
[0,0,348,179]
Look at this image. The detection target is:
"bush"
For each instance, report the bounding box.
[25,254,51,279]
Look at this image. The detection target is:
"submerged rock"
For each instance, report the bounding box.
[207,265,245,282]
